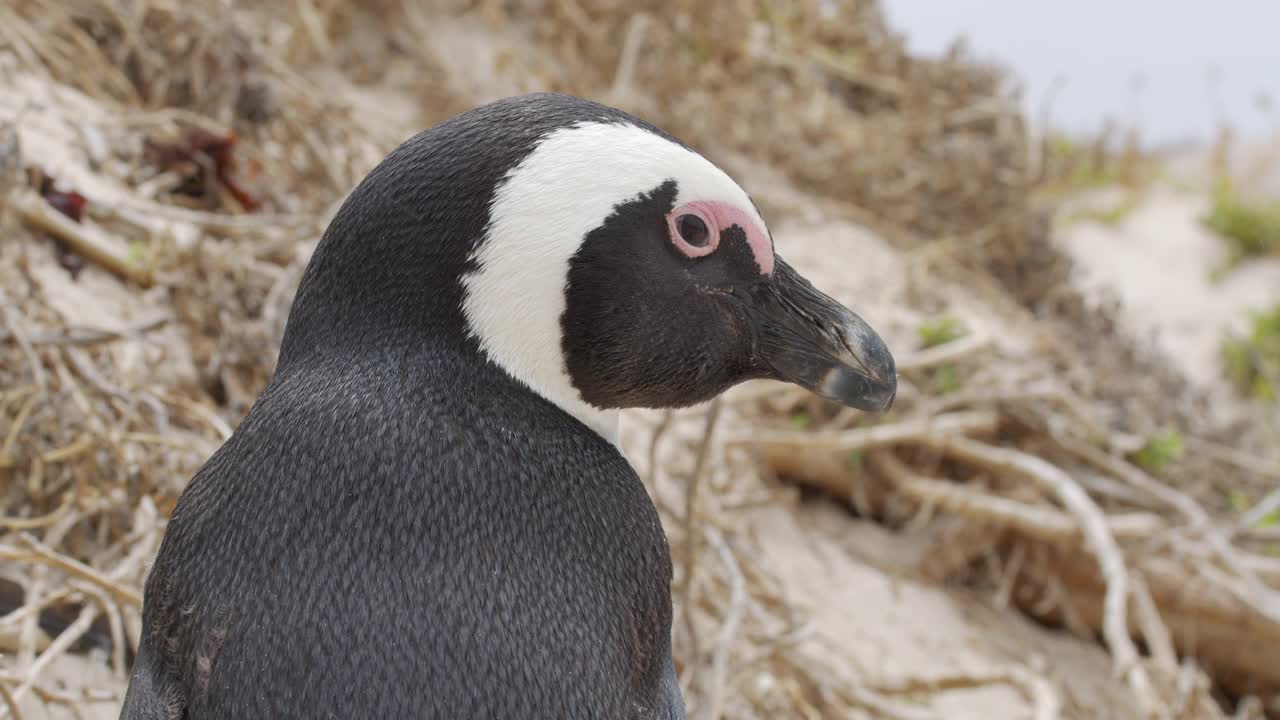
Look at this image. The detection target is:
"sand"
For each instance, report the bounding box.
[1056,174,1280,420]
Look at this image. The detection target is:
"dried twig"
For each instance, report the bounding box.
[0,491,74,531]
[729,410,999,450]
[680,398,723,689]
[913,435,1165,719]
[869,451,1165,543]
[0,681,20,720]
[0,604,98,717]
[1239,487,1280,531]
[871,666,1061,720]
[647,409,674,489]
[1,535,143,607]
[72,581,127,677]
[701,527,745,720]
[1130,572,1176,672]
[0,315,171,347]
[895,331,993,372]
[10,189,153,287]
[1,299,46,395]
[608,13,650,102]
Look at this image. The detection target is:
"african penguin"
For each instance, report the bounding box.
[119,93,896,720]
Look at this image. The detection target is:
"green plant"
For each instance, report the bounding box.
[1221,303,1280,403]
[932,364,963,394]
[1130,428,1184,474]
[845,449,865,470]
[1203,178,1280,275]
[1257,509,1280,529]
[1228,489,1252,513]
[1227,490,1280,529]
[1047,134,1120,190]
[914,316,967,394]
[916,314,965,349]
[1040,129,1156,198]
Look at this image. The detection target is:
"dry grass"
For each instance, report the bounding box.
[1,1,1278,718]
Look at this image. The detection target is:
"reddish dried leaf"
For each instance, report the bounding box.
[146,129,261,212]
[25,168,89,280]
[44,188,88,222]
[54,240,86,279]
[217,170,262,212]
[30,169,88,222]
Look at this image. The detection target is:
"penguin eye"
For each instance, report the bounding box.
[675,214,710,248]
[666,205,720,259]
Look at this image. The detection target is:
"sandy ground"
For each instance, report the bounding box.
[750,503,1141,719]
[1055,140,1280,424]
[720,217,1140,719]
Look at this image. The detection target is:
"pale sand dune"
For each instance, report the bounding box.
[1054,148,1280,424]
[752,502,1142,719]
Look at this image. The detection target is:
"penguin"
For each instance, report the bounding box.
[119,93,896,720]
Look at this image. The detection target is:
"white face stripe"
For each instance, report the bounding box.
[460,121,768,442]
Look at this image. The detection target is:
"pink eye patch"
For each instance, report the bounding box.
[664,200,775,276]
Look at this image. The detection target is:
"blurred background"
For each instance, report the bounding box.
[887,0,1280,147]
[0,1,1277,718]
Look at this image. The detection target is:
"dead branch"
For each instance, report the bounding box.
[0,603,97,718]
[871,666,1061,720]
[10,189,153,287]
[0,681,20,720]
[1028,550,1280,699]
[0,535,143,607]
[701,526,746,720]
[869,451,1165,543]
[895,331,993,372]
[1130,573,1177,672]
[729,410,999,450]
[679,398,722,693]
[912,434,1165,719]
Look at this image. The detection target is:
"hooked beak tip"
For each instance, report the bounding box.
[820,318,898,412]
[820,363,897,413]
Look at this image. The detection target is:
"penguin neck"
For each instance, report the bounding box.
[480,353,623,447]
[276,336,624,448]
[554,396,621,447]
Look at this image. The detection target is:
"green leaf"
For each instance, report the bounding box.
[846,449,865,470]
[1220,303,1280,403]
[1130,429,1184,474]
[934,364,963,394]
[1202,179,1280,273]
[1256,509,1280,529]
[127,240,146,267]
[1228,489,1251,513]
[917,314,965,349]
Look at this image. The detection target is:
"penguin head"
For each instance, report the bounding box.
[458,101,896,439]
[282,94,895,441]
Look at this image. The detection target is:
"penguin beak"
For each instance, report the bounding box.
[746,257,897,413]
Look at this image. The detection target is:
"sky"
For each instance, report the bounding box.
[879,1,1280,147]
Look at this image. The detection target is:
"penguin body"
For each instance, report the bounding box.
[123,350,679,719]
[121,93,895,719]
